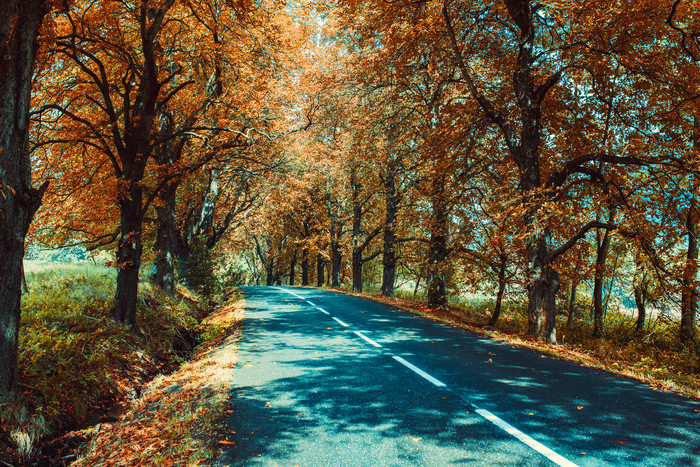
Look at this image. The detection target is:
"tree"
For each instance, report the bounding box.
[0,0,52,399]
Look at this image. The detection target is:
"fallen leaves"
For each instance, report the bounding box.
[71,297,246,466]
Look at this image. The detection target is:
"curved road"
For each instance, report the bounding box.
[217,286,700,466]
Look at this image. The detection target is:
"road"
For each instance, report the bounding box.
[217,286,700,466]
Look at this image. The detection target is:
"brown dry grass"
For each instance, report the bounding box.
[72,294,246,466]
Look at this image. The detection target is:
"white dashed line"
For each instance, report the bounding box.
[278,288,305,299]
[475,409,579,467]
[332,317,350,327]
[353,331,382,348]
[276,286,578,466]
[392,356,447,387]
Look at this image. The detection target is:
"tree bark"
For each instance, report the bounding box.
[680,191,699,343]
[113,183,145,327]
[331,240,342,287]
[351,170,364,292]
[634,284,646,334]
[301,247,310,286]
[427,178,448,308]
[0,0,49,399]
[316,253,325,287]
[265,257,275,286]
[566,281,578,329]
[289,247,297,286]
[151,115,179,295]
[593,225,612,338]
[381,158,399,297]
[488,254,508,328]
[525,228,560,343]
[152,182,178,294]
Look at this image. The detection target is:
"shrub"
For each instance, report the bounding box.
[179,236,220,299]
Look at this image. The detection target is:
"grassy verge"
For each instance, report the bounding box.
[342,289,700,399]
[0,263,217,464]
[72,291,245,466]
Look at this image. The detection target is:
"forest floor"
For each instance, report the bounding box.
[342,289,700,400]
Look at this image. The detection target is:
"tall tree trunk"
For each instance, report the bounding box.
[316,253,325,287]
[488,254,508,328]
[265,257,275,286]
[680,192,698,343]
[301,247,310,286]
[427,178,448,308]
[352,248,363,292]
[151,116,178,294]
[152,181,178,294]
[593,225,612,338]
[566,281,578,329]
[0,0,49,399]
[289,247,297,286]
[525,229,560,344]
[351,170,364,292]
[381,161,398,297]
[634,284,647,334]
[331,240,342,287]
[114,184,145,327]
[444,0,565,343]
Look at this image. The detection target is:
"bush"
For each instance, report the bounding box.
[179,236,220,299]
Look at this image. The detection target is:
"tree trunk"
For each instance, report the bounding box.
[289,247,297,286]
[265,257,275,286]
[331,241,342,287]
[526,228,560,344]
[316,253,325,287]
[152,182,178,294]
[301,247,310,286]
[593,226,612,338]
[351,172,364,292]
[634,284,646,334]
[113,184,145,327]
[0,1,49,399]
[427,180,448,308]
[381,161,398,297]
[566,281,578,329]
[680,192,699,343]
[488,254,508,328]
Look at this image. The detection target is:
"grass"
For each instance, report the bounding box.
[72,290,245,466]
[343,289,700,399]
[0,262,216,464]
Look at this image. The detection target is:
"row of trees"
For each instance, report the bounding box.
[0,0,312,399]
[242,0,700,349]
[2,0,700,401]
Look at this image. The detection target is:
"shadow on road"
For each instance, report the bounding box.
[217,287,700,466]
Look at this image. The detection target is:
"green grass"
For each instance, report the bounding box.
[1,262,210,463]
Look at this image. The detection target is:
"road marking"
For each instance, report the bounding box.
[474,409,578,467]
[278,288,305,300]
[392,356,446,387]
[332,317,350,327]
[277,285,578,466]
[353,331,382,348]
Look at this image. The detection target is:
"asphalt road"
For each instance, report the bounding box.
[217,286,700,466]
